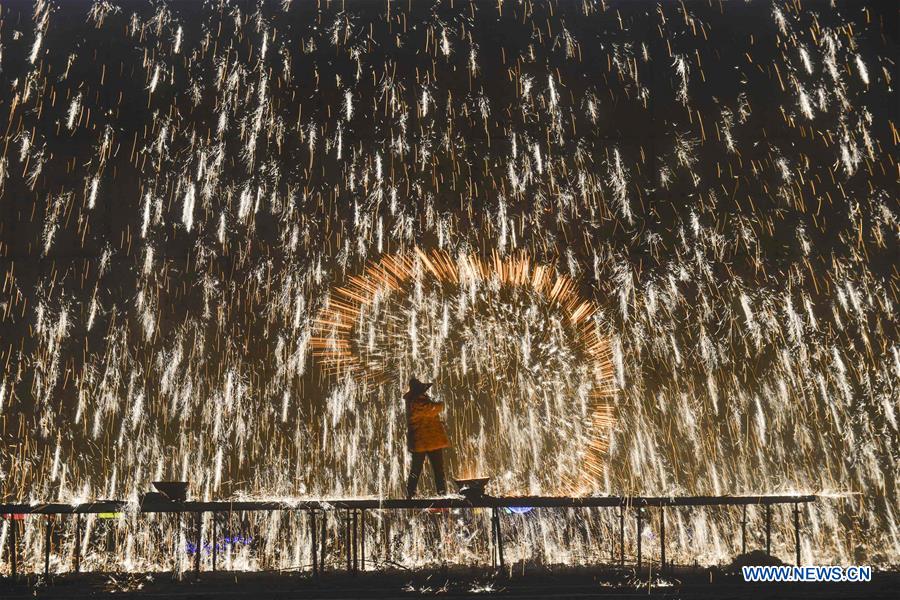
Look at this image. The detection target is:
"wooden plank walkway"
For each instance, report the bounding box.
[1,494,818,578]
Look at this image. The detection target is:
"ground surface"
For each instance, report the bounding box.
[0,566,896,599]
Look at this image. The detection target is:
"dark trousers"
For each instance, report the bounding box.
[406,449,447,498]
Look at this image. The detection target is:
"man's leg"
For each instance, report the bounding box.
[427,450,447,495]
[406,452,426,498]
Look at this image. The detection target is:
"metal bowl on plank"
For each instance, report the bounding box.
[454,477,491,497]
[152,481,188,502]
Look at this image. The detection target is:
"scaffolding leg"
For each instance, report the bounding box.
[352,510,359,574]
[609,510,615,563]
[320,510,327,574]
[660,507,666,573]
[211,512,217,572]
[345,510,352,573]
[74,513,82,573]
[310,511,318,576]
[489,510,495,568]
[359,508,366,571]
[793,503,801,566]
[174,512,181,575]
[9,517,17,578]
[44,516,52,576]
[765,505,772,556]
[636,508,642,570]
[619,505,625,567]
[741,505,747,556]
[194,512,202,575]
[491,507,504,571]
[384,514,391,564]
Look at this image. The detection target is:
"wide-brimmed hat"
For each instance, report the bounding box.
[407,377,433,397]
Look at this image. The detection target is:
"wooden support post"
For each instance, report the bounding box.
[660,507,665,573]
[793,503,801,566]
[619,505,625,567]
[609,509,615,562]
[174,512,182,573]
[310,511,318,576]
[488,511,497,569]
[384,514,391,564]
[496,508,501,567]
[44,515,52,576]
[352,510,359,574]
[74,513,82,573]
[320,510,327,573]
[492,507,505,570]
[345,510,352,572]
[359,508,366,571]
[211,512,217,572]
[9,517,16,578]
[741,505,747,556]
[765,504,772,556]
[194,512,202,575]
[490,508,496,568]
[636,507,643,570]
[227,510,233,571]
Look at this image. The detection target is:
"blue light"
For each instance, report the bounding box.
[505,506,534,515]
[185,535,254,555]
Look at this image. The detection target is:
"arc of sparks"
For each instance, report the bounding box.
[311,248,618,491]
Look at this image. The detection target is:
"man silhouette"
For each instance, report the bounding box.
[404,377,449,498]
